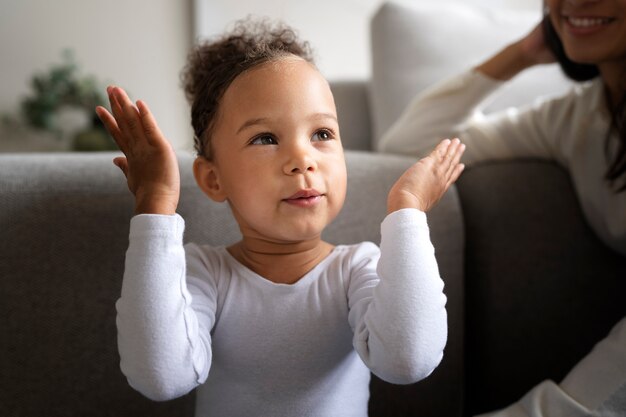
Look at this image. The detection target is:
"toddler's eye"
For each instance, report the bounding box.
[312,129,334,142]
[251,134,277,145]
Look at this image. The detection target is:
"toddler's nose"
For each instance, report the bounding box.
[284,143,317,174]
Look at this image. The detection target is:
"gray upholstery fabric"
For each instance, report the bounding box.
[0,153,195,417]
[330,82,373,151]
[3,81,624,417]
[456,160,626,415]
[0,150,464,416]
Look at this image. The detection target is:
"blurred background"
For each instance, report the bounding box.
[0,0,540,152]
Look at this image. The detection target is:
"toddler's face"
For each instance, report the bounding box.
[205,57,347,243]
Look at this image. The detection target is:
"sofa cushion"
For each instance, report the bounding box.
[369,1,573,145]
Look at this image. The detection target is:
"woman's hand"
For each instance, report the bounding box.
[95,86,180,215]
[475,20,556,81]
[387,138,465,213]
[518,21,556,66]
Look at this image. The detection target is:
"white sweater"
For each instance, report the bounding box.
[379,70,626,256]
[116,209,447,417]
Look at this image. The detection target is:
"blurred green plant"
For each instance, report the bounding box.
[17,49,116,151]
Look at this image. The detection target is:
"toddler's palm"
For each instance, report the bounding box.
[388,139,465,213]
[96,87,180,215]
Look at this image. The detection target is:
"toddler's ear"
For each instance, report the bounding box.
[193,157,227,202]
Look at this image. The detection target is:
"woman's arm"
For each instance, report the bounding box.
[378,22,560,165]
[475,22,555,81]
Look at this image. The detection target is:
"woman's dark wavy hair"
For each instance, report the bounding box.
[181,19,314,159]
[543,15,626,191]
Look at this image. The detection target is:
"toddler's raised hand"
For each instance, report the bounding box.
[388,139,465,213]
[95,87,180,215]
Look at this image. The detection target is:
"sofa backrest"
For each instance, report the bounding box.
[330,81,374,151]
[369,1,574,146]
[0,151,464,416]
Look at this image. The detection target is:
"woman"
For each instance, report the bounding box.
[379,0,625,415]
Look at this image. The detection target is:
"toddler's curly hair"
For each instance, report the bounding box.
[181,19,314,159]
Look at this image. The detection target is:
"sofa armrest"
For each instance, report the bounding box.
[456,160,626,414]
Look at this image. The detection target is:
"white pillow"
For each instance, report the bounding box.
[369,1,574,145]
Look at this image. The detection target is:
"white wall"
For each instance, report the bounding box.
[194,0,542,81]
[1,0,541,151]
[0,0,194,150]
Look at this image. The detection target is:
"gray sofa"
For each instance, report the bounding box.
[1,79,625,417]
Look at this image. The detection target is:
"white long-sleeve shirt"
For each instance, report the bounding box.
[116,208,447,417]
[379,70,626,256]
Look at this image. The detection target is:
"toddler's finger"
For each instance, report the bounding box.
[436,138,460,175]
[96,106,128,153]
[446,141,465,177]
[455,142,466,161]
[445,138,462,157]
[108,88,133,144]
[115,88,148,146]
[136,100,165,147]
[446,163,465,189]
[442,138,465,171]
[434,139,452,160]
[113,156,130,179]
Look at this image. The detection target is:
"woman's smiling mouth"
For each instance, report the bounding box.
[566,16,613,27]
[562,14,616,35]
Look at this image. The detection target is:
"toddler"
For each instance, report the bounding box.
[96,20,465,417]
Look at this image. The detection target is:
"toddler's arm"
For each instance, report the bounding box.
[348,208,448,384]
[349,141,463,384]
[97,88,211,399]
[116,215,212,400]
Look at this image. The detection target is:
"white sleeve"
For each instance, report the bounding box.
[378,70,559,166]
[115,214,213,401]
[348,209,447,384]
